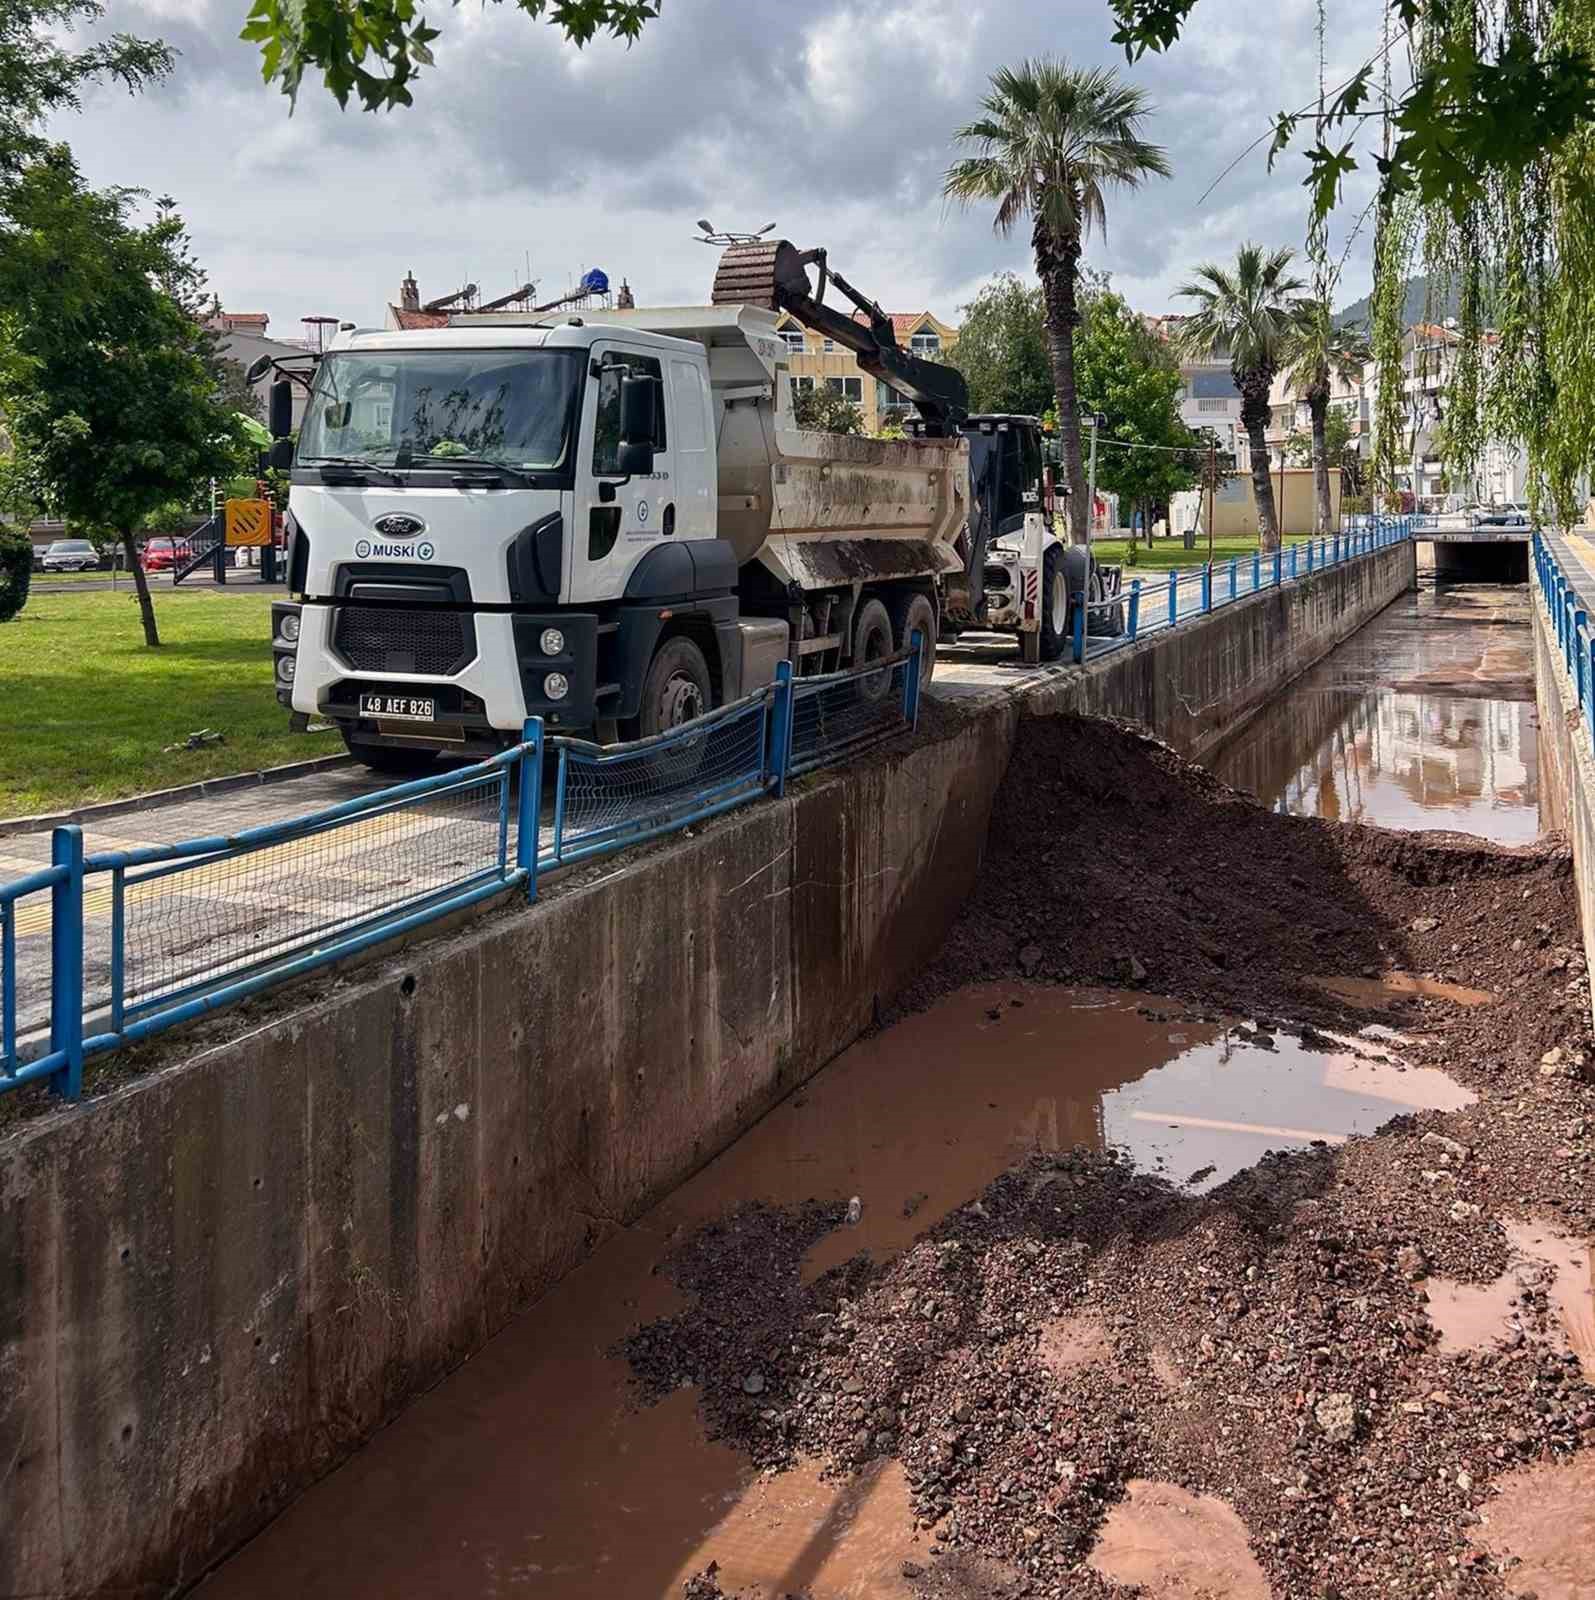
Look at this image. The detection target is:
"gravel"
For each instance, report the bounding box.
[640,715,1595,1599]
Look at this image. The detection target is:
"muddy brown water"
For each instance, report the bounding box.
[201,985,1473,1600]
[1209,581,1539,843]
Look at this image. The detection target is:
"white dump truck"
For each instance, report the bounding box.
[264,240,1118,770]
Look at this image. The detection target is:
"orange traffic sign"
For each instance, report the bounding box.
[225,498,272,546]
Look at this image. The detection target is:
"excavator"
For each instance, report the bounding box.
[709,233,1122,661]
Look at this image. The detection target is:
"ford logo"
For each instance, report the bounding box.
[372,513,427,539]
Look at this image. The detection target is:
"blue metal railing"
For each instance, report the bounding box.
[1068,515,1414,662]
[1533,532,1595,756]
[0,632,925,1098]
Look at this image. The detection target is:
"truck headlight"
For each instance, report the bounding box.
[275,655,296,683]
[543,671,569,701]
[539,627,565,656]
[277,613,301,644]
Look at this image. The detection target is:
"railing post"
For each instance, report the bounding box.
[1588,633,1595,754]
[516,717,544,901]
[1228,556,1237,600]
[1201,563,1212,613]
[1578,612,1589,707]
[1253,550,1261,593]
[1127,578,1141,640]
[1168,569,1178,626]
[49,825,84,1100]
[1334,533,1341,564]
[551,747,569,865]
[1300,542,1307,576]
[1071,592,1087,662]
[770,658,795,797]
[904,629,924,729]
[1273,548,1283,587]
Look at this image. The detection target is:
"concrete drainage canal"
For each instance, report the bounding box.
[191,571,1595,1600]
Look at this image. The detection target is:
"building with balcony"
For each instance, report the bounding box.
[774,310,959,433]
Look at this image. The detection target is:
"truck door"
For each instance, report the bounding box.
[570,345,676,604]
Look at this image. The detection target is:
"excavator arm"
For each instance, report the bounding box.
[710,240,969,438]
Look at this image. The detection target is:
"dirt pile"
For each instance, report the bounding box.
[633,715,1595,1600]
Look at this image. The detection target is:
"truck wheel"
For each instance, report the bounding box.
[340,728,437,777]
[852,597,894,702]
[1038,544,1069,662]
[889,590,938,689]
[635,636,712,738]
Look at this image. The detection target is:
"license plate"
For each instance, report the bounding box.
[359,693,435,722]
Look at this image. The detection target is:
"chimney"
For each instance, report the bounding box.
[400,270,420,313]
[617,278,635,309]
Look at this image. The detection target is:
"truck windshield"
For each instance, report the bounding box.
[298,350,578,471]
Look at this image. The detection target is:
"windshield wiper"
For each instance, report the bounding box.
[303,456,405,485]
[403,454,538,485]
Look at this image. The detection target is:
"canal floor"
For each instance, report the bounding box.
[1209,581,1538,843]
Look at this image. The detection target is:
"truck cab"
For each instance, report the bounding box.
[273,322,748,770]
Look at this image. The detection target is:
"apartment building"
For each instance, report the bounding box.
[774,310,959,432]
[1140,315,1247,460]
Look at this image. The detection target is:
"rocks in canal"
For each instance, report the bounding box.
[1315,1392,1358,1444]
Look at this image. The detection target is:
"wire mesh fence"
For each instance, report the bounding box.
[789,644,918,778]
[109,766,513,1024]
[545,691,772,866]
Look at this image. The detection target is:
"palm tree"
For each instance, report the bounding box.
[1285,303,1371,536]
[944,59,1169,543]
[1175,243,1306,550]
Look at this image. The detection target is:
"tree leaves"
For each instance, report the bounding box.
[0,0,172,172]
[242,0,661,112]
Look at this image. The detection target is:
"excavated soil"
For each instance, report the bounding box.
[637,715,1595,1600]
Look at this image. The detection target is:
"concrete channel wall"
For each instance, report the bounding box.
[0,537,1415,1599]
[1532,594,1595,1028]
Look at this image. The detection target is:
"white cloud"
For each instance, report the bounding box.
[57,0,1392,332]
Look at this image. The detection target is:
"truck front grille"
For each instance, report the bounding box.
[982,564,1013,590]
[333,605,475,676]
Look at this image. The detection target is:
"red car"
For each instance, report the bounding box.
[140,536,182,572]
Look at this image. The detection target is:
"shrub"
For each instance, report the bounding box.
[0,529,32,622]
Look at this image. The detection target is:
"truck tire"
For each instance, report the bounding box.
[634,635,713,738]
[340,728,437,777]
[889,589,938,689]
[852,597,894,703]
[1038,544,1069,662]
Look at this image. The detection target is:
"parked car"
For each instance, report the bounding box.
[139,535,183,572]
[1475,502,1531,528]
[40,538,103,573]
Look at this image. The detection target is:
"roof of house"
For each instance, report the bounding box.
[389,305,452,330]
[774,308,955,339]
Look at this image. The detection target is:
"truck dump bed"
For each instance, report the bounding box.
[479,303,967,593]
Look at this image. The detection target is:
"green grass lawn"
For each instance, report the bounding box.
[1090,531,1316,573]
[0,587,338,816]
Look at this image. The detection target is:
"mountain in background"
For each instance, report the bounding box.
[1334,275,1462,329]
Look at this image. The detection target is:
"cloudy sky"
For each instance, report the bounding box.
[60,0,1391,337]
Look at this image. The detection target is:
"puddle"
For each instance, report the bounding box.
[1311,971,1496,1009]
[1208,582,1540,845]
[200,983,1471,1599]
[667,1458,918,1598]
[1426,1218,1595,1377]
[1087,1479,1271,1599]
[1472,1457,1595,1599]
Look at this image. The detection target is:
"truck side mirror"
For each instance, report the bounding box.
[269,438,294,471]
[616,373,658,475]
[269,379,294,439]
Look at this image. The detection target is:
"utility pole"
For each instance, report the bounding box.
[1207,436,1217,565]
[1086,412,1104,546]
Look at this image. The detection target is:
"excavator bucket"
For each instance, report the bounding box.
[710,240,815,308]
